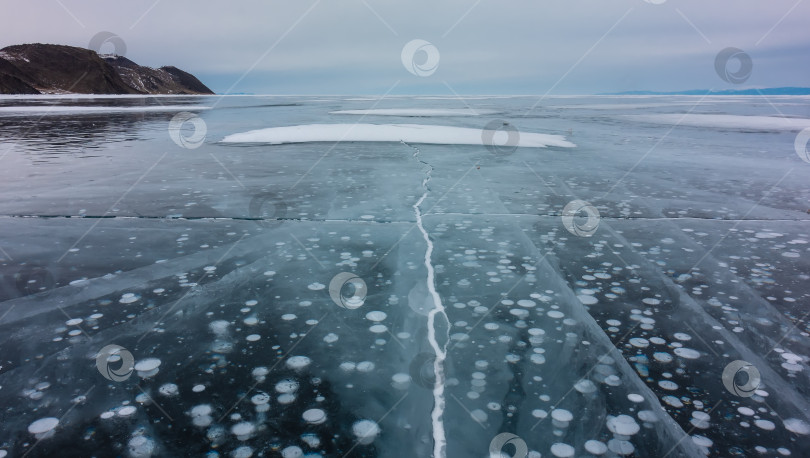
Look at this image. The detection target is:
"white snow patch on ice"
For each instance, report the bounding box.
[221,123,575,148]
[623,114,810,132]
[330,108,499,116]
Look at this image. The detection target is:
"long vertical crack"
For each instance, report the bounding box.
[405,141,449,458]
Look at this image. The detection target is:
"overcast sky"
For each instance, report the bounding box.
[2,0,808,95]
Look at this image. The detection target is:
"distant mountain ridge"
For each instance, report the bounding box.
[0,43,213,95]
[606,87,810,96]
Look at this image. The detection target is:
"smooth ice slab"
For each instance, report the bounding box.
[624,113,810,131]
[329,108,499,116]
[220,123,576,148]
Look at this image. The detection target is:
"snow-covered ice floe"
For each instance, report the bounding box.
[329,108,499,116]
[0,105,211,116]
[220,123,575,148]
[624,114,810,131]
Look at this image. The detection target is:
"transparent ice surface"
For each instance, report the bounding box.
[0,95,808,457]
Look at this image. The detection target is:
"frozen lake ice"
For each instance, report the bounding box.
[0,94,809,457]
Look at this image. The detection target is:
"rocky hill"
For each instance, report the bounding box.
[0,43,213,95]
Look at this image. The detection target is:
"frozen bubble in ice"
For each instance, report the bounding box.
[278,393,296,404]
[650,337,666,345]
[369,324,388,333]
[245,300,258,306]
[191,404,213,417]
[674,348,700,359]
[357,361,375,372]
[134,358,161,378]
[65,318,83,326]
[641,298,659,306]
[251,393,271,405]
[604,375,621,386]
[246,334,261,342]
[232,446,253,458]
[281,446,303,458]
[532,409,548,419]
[470,409,488,423]
[28,417,58,437]
[517,299,536,308]
[339,361,356,372]
[276,379,299,394]
[243,317,258,326]
[737,407,755,416]
[629,338,649,348]
[366,311,387,322]
[281,314,296,321]
[392,373,411,390]
[352,419,380,445]
[547,310,564,319]
[286,356,311,371]
[607,415,640,436]
[303,408,326,425]
[692,435,713,448]
[128,436,155,457]
[784,418,810,435]
[574,379,596,394]
[625,393,644,403]
[308,282,325,291]
[323,333,339,344]
[584,440,607,455]
[551,409,573,423]
[100,411,115,420]
[209,320,230,335]
[658,380,678,390]
[231,422,256,440]
[118,406,137,417]
[653,352,673,363]
[608,439,634,456]
[252,367,269,381]
[662,396,683,408]
[158,383,178,397]
[754,419,775,431]
[550,443,575,457]
[673,332,692,341]
[578,295,598,305]
[120,293,140,304]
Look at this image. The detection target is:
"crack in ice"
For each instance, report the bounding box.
[406,141,449,458]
